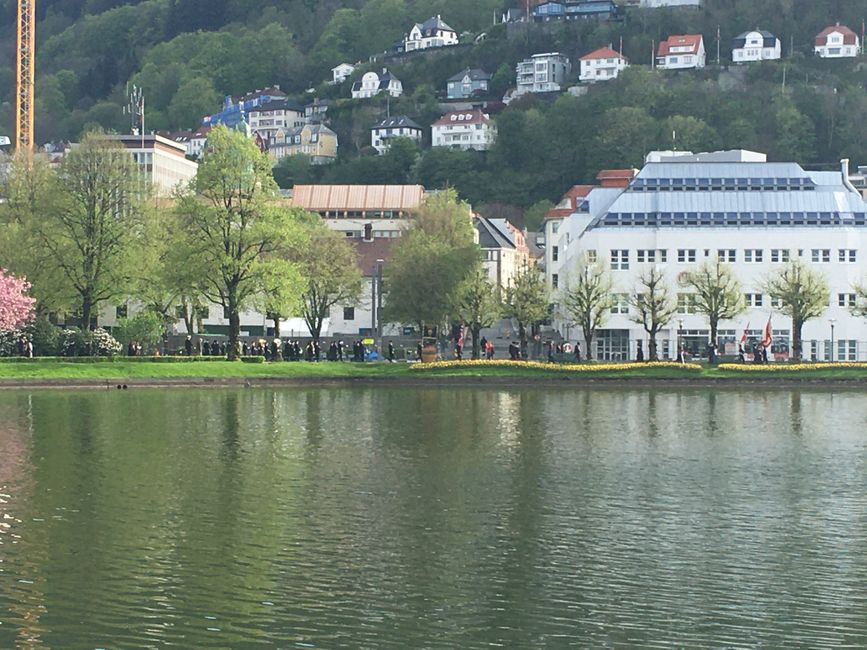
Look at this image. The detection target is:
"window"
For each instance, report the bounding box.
[745,293,763,307]
[552,246,559,262]
[677,249,696,263]
[637,249,656,263]
[343,307,355,321]
[771,249,790,263]
[717,249,736,262]
[610,249,629,270]
[657,249,668,263]
[838,249,857,263]
[744,249,763,263]
[677,293,698,314]
[223,307,231,320]
[610,294,630,314]
[769,296,782,308]
[838,293,856,308]
[587,250,597,263]
[552,274,559,289]
[811,249,830,263]
[115,304,128,319]
[839,340,857,362]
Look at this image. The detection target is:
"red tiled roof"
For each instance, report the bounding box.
[815,24,858,46]
[596,169,636,180]
[580,47,627,61]
[432,109,491,127]
[545,185,595,218]
[657,34,703,57]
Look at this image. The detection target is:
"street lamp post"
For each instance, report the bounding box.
[830,318,836,362]
[375,259,384,343]
[678,318,684,362]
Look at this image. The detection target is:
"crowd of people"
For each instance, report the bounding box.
[182,336,399,362]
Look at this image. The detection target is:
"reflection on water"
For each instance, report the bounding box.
[1,388,866,648]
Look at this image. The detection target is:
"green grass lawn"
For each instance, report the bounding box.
[1,359,867,383]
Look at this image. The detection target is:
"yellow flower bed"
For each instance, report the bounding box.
[410,360,701,372]
[718,362,867,372]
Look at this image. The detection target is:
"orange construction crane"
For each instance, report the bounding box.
[16,0,35,162]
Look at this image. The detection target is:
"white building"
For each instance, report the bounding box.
[656,34,706,70]
[476,217,530,291]
[169,125,212,160]
[431,109,497,151]
[545,150,867,361]
[370,116,423,154]
[247,99,306,145]
[403,15,458,52]
[515,53,572,96]
[579,46,628,82]
[112,134,198,197]
[732,30,781,63]
[351,69,404,99]
[331,63,355,84]
[815,24,861,58]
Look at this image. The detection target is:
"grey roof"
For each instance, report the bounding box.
[733,29,778,49]
[587,161,867,229]
[372,116,422,130]
[285,124,336,137]
[249,99,304,114]
[447,68,492,82]
[476,217,517,249]
[417,15,455,35]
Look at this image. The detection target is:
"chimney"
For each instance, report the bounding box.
[842,159,859,193]
[364,223,373,241]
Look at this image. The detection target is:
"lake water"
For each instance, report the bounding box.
[1,387,866,648]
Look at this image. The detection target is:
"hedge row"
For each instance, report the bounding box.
[0,356,266,364]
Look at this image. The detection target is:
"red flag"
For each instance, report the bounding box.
[761,317,773,348]
[740,321,750,344]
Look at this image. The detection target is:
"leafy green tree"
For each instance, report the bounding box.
[523,200,554,233]
[763,260,829,361]
[457,266,501,359]
[504,265,550,358]
[589,107,658,173]
[12,132,149,330]
[273,154,316,189]
[168,77,220,130]
[630,267,677,361]
[663,115,721,154]
[489,63,513,98]
[174,125,305,359]
[563,256,614,361]
[291,220,363,343]
[773,100,816,163]
[113,311,165,353]
[684,259,745,356]
[383,190,479,333]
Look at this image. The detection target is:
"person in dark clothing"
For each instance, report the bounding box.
[636,344,644,362]
[185,336,193,356]
[707,342,717,365]
[762,346,769,364]
[202,340,210,356]
[127,341,136,357]
[738,344,745,363]
[753,345,762,364]
[417,342,423,361]
[574,341,581,362]
[546,341,555,363]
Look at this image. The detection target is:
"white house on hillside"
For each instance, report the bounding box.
[579,46,628,82]
[370,116,423,154]
[403,15,458,52]
[247,99,306,145]
[815,24,860,58]
[515,53,572,96]
[656,34,706,69]
[431,109,497,151]
[351,69,403,99]
[732,30,781,63]
[331,63,355,84]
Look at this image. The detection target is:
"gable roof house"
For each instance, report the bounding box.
[656,34,706,70]
[475,217,530,291]
[579,46,628,82]
[247,99,306,146]
[269,124,338,165]
[403,15,458,52]
[732,30,781,63]
[371,116,423,154]
[331,63,355,84]
[532,0,620,22]
[815,24,860,58]
[351,69,404,99]
[431,109,497,151]
[446,68,492,99]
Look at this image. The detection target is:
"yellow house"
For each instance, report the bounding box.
[270,124,338,165]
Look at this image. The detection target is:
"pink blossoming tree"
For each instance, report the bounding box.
[0,268,36,331]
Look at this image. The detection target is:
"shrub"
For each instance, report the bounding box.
[60,327,123,357]
[113,312,165,353]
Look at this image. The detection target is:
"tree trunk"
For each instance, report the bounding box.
[471,323,481,360]
[709,318,718,365]
[228,302,241,361]
[583,328,593,361]
[648,329,659,361]
[792,318,803,362]
[518,322,528,359]
[271,314,281,339]
[81,294,94,332]
[183,303,194,336]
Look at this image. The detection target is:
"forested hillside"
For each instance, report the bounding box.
[1,0,867,217]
